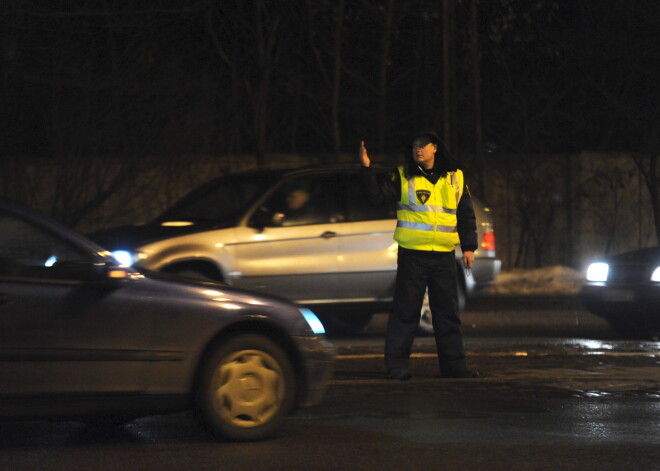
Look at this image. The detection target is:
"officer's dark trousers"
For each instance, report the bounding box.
[385,247,468,374]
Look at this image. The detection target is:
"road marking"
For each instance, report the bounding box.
[336,351,658,360]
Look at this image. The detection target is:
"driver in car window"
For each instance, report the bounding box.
[276,186,312,226]
[286,187,310,217]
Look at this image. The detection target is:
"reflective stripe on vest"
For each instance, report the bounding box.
[397,203,457,214]
[396,220,457,233]
[393,166,463,251]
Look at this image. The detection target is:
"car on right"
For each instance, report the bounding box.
[581,246,660,339]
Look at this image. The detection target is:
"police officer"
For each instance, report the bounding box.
[360,131,479,380]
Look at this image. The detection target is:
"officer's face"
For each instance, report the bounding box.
[412,138,437,170]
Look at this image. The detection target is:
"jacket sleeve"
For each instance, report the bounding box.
[457,182,478,253]
[360,166,400,205]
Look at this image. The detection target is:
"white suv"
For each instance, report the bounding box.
[91,166,501,334]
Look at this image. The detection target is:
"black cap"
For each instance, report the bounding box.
[411,130,442,147]
[406,130,458,173]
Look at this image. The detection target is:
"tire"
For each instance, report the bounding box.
[418,282,466,336]
[169,269,215,282]
[195,334,296,441]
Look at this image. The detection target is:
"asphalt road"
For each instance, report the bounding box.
[1,297,659,471]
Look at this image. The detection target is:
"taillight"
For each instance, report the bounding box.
[481,232,495,251]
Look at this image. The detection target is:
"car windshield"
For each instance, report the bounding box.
[156,172,281,224]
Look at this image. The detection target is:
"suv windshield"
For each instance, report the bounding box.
[156,172,282,224]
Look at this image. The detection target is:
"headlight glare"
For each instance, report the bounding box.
[300,308,326,335]
[651,267,660,282]
[586,262,609,282]
[111,250,136,267]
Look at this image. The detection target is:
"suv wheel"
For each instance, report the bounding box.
[170,269,214,281]
[195,334,296,441]
[164,263,222,282]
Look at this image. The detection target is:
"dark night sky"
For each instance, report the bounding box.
[1,0,658,261]
[1,0,658,158]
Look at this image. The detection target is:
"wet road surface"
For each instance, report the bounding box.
[1,298,659,470]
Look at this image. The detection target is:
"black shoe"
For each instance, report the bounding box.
[442,369,480,378]
[387,369,412,381]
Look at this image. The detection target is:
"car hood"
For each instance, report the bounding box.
[608,246,660,264]
[130,270,314,334]
[88,220,234,251]
[140,269,297,312]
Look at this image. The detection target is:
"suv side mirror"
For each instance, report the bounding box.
[250,206,278,232]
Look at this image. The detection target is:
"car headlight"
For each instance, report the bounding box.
[299,308,326,335]
[652,267,660,282]
[111,250,137,267]
[586,262,609,282]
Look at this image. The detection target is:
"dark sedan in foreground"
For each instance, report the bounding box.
[581,246,660,339]
[0,198,334,441]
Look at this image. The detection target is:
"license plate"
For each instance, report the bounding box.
[603,289,636,302]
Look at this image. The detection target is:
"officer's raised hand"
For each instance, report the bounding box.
[359,140,370,167]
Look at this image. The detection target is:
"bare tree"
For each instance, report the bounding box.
[442,0,454,151]
[580,165,637,255]
[331,0,346,160]
[376,0,395,152]
[633,149,660,244]
[303,0,346,160]
[0,2,208,229]
[469,0,485,197]
[574,0,660,244]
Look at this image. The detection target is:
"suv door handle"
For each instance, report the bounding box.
[320,231,337,239]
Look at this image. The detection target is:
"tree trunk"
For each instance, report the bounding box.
[377,0,395,152]
[470,0,484,196]
[442,0,454,151]
[632,150,659,244]
[332,0,345,161]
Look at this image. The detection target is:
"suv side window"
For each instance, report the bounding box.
[341,171,395,222]
[0,210,91,279]
[253,174,339,227]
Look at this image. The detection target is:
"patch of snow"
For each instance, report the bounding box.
[485,265,583,295]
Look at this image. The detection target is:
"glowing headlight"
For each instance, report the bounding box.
[300,308,325,335]
[586,262,609,282]
[111,250,136,267]
[652,267,660,282]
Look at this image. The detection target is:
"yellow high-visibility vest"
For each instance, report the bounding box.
[393,165,463,252]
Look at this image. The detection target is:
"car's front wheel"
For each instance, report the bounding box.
[195,334,296,441]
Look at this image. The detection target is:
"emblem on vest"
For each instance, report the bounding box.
[416,190,431,204]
